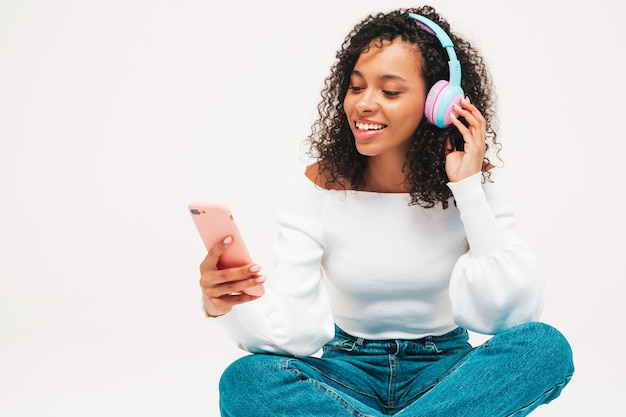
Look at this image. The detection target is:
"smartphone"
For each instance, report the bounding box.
[188,203,264,296]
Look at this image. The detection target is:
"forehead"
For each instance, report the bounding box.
[353,38,422,76]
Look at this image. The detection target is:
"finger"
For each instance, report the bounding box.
[449,112,469,139]
[200,236,233,272]
[444,137,455,154]
[452,104,484,148]
[459,96,479,113]
[214,275,266,298]
[449,113,485,164]
[200,261,261,287]
[452,104,478,131]
[209,292,262,313]
[458,98,486,129]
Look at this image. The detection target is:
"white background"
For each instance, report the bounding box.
[1,0,624,415]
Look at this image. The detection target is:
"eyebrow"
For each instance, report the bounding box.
[351,70,408,83]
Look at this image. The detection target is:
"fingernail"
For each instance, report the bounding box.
[223,236,232,244]
[249,264,262,273]
[255,275,267,283]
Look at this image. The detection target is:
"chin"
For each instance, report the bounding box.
[354,144,377,157]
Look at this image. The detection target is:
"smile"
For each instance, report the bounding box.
[355,121,386,131]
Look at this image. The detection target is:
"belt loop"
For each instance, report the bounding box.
[425,336,441,353]
[425,335,433,349]
[348,337,364,351]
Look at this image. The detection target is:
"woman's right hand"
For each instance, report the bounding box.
[199,236,266,317]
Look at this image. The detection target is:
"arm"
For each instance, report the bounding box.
[211,176,335,356]
[444,98,543,334]
[447,169,544,334]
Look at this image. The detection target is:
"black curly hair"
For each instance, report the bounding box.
[306,5,501,208]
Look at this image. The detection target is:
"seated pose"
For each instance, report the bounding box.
[199,5,574,416]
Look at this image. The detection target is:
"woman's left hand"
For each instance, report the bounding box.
[445,97,487,183]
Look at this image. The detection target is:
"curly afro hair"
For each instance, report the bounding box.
[306,5,501,208]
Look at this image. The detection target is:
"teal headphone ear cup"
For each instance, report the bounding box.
[424,80,448,127]
[424,80,463,128]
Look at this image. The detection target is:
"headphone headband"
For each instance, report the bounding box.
[404,12,464,128]
[407,13,461,87]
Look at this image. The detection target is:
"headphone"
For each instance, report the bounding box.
[408,13,464,128]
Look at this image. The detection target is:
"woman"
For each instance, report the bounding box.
[200,6,574,416]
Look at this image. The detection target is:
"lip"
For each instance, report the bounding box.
[352,119,387,141]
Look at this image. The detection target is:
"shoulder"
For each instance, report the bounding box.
[305,162,349,191]
[277,163,334,229]
[304,162,320,185]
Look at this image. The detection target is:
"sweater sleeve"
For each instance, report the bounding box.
[213,175,335,357]
[446,169,545,335]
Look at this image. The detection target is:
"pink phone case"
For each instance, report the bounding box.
[188,203,264,296]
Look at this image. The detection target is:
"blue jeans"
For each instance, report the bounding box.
[219,322,573,416]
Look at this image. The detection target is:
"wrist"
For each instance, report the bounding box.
[202,295,227,318]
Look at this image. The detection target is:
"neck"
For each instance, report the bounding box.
[363,157,410,193]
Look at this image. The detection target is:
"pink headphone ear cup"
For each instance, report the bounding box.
[424,80,449,125]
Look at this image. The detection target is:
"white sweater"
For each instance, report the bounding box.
[216,168,544,356]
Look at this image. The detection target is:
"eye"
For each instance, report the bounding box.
[349,85,365,92]
[382,90,401,97]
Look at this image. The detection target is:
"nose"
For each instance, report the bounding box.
[356,90,378,113]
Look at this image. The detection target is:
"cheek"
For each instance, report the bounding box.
[342,96,355,116]
[390,101,424,127]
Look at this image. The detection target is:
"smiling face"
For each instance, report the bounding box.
[343,38,427,161]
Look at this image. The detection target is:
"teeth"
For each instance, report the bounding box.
[356,122,385,131]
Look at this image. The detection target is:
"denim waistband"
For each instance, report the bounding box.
[324,325,470,356]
